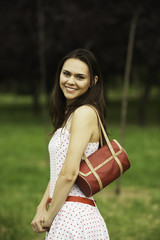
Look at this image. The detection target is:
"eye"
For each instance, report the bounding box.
[63,71,71,77]
[76,75,85,80]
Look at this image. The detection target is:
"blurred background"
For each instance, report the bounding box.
[0,0,160,239]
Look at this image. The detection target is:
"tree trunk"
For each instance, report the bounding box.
[133,65,140,99]
[35,0,50,164]
[138,72,153,126]
[37,0,47,110]
[115,10,139,195]
[32,78,41,113]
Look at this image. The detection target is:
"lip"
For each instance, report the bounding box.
[65,86,77,93]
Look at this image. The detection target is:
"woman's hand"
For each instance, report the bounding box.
[31,207,48,233]
[41,213,53,231]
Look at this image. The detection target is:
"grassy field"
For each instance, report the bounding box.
[0,94,160,240]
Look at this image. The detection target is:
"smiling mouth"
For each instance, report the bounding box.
[65,86,77,92]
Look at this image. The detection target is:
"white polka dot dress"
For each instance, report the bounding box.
[45,128,109,240]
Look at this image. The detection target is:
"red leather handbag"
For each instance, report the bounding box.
[76,109,131,197]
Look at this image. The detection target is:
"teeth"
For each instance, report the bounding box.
[66,87,76,92]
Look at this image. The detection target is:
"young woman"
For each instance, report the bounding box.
[31,49,110,239]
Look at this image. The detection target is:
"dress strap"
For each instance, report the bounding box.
[64,114,73,132]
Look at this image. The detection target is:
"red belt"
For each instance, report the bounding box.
[48,196,96,207]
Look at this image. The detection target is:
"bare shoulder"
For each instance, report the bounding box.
[70,105,99,142]
[73,105,97,124]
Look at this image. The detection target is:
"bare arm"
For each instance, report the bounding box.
[37,180,50,209]
[42,106,99,228]
[31,181,50,233]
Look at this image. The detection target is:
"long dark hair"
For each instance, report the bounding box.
[49,48,107,137]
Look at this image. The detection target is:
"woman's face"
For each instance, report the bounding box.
[60,58,90,104]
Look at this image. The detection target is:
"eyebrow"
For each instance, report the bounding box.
[63,69,86,76]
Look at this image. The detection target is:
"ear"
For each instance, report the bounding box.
[94,76,98,85]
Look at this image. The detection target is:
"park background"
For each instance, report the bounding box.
[0,1,160,239]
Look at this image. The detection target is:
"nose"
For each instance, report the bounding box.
[67,76,75,85]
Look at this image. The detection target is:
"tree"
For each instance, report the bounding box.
[0,0,159,121]
[116,9,139,194]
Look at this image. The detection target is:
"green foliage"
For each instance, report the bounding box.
[0,94,159,240]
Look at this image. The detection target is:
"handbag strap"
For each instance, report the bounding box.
[83,106,123,175]
[83,153,103,190]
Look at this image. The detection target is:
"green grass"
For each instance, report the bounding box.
[0,94,160,240]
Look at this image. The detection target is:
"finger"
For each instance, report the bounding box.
[32,219,44,233]
[43,226,50,231]
[41,222,50,232]
[38,228,47,233]
[36,221,45,232]
[39,220,49,233]
[31,221,38,233]
[40,221,49,231]
[40,216,45,222]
